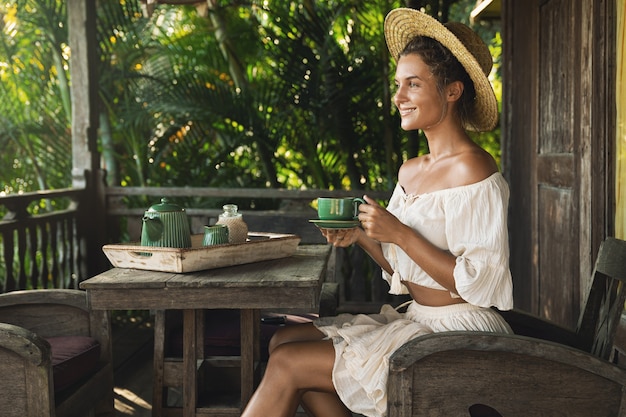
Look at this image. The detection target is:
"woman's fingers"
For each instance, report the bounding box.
[318,227,359,247]
[363,194,379,206]
[357,195,401,243]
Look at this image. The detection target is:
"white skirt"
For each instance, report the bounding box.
[314,301,513,417]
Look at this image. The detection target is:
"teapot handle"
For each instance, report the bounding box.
[143,216,164,241]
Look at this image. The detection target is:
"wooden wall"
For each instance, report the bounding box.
[502,0,616,327]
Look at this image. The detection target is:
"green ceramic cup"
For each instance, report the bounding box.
[202,224,229,246]
[317,197,366,220]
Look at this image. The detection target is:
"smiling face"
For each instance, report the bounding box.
[393,53,449,132]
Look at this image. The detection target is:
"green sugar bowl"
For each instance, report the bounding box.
[202,224,229,246]
[141,198,192,248]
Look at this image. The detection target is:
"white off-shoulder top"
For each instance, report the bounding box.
[381,172,514,310]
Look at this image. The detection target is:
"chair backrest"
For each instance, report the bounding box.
[0,289,93,339]
[576,237,626,359]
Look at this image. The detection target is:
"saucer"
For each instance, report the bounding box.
[309,219,360,229]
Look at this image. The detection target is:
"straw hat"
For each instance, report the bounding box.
[384,8,498,131]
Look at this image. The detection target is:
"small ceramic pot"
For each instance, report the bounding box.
[202,224,229,246]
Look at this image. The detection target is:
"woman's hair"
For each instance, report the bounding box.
[400,36,476,128]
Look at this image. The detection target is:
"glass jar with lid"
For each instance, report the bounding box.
[215,204,248,243]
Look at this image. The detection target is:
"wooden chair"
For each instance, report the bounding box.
[0,289,114,417]
[387,237,626,417]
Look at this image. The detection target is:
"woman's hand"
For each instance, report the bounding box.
[358,195,405,244]
[318,196,398,275]
[317,194,405,247]
[318,226,362,247]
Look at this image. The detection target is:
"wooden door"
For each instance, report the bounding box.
[502,0,613,327]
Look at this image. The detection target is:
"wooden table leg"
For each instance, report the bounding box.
[240,309,259,409]
[183,309,198,417]
[195,309,205,405]
[152,310,165,417]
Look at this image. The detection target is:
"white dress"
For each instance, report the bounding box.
[314,173,514,417]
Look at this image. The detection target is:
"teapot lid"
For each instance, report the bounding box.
[147,198,185,213]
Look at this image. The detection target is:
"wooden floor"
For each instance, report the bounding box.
[114,350,153,417]
[111,315,155,417]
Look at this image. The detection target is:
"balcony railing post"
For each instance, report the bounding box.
[0,189,86,292]
[79,169,110,280]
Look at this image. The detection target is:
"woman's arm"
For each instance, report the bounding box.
[358,195,458,293]
[355,228,394,275]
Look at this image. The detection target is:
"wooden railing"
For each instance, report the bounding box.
[0,188,87,292]
[1,186,401,312]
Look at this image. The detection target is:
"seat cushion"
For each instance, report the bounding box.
[46,336,101,392]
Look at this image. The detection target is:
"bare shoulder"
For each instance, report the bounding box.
[397,145,498,195]
[397,154,428,184]
[451,146,499,185]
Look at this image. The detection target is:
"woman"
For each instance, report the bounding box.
[241,8,513,417]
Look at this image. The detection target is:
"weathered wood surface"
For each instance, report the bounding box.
[82,244,330,417]
[0,323,49,365]
[81,245,331,312]
[0,188,87,292]
[0,289,91,338]
[387,332,626,417]
[0,289,114,417]
[503,0,615,329]
[0,323,53,417]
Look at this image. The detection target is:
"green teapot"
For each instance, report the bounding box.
[141,198,192,248]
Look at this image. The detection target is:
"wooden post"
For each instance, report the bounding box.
[68,0,109,278]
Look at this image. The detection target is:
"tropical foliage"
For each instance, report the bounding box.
[0,0,502,203]
[0,0,71,194]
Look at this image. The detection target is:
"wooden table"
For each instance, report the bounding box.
[80,244,331,417]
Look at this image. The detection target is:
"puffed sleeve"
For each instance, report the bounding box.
[445,175,513,310]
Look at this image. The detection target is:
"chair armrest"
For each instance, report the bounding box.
[390,331,622,377]
[0,323,55,417]
[388,332,626,417]
[0,323,50,367]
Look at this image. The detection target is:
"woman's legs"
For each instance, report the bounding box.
[300,391,353,417]
[271,324,352,417]
[241,323,352,417]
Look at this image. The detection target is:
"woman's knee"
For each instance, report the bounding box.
[264,341,301,381]
[268,326,289,354]
[268,323,323,354]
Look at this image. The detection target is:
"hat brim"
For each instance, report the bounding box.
[384,8,498,131]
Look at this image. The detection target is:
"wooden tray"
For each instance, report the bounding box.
[102,232,301,273]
